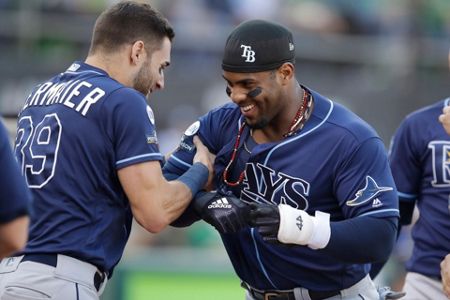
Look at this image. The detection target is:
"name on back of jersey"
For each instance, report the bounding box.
[22,79,105,116]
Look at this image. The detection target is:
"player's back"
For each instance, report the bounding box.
[14,61,136,273]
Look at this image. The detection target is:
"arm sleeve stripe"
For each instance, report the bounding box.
[116,153,163,165]
[397,191,416,199]
[358,209,400,218]
[169,154,193,169]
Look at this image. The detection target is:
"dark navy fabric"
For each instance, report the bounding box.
[165,87,399,291]
[389,98,450,279]
[14,61,163,275]
[0,121,31,223]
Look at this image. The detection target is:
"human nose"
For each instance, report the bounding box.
[226,86,247,103]
[155,73,164,90]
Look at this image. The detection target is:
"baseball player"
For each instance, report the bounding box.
[440,102,450,299]
[165,20,401,300]
[389,97,450,299]
[0,2,213,300]
[0,121,30,258]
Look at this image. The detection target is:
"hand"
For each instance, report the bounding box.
[193,191,250,234]
[439,106,450,135]
[248,203,314,245]
[441,254,450,298]
[248,203,331,249]
[192,136,215,190]
[248,203,280,243]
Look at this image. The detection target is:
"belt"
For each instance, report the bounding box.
[22,254,106,291]
[242,282,340,300]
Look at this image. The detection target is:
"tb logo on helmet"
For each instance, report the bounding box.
[240,45,255,62]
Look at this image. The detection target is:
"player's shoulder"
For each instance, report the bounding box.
[201,102,241,124]
[392,98,450,146]
[64,61,141,99]
[403,98,448,125]
[98,87,150,123]
[207,102,240,116]
[107,86,146,103]
[310,89,379,142]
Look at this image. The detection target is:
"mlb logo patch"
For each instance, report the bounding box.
[146,133,157,144]
[67,63,80,72]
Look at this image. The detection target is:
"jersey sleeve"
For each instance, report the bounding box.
[103,88,164,170]
[335,137,399,219]
[164,106,230,175]
[0,122,31,223]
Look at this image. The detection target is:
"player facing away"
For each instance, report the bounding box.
[164,20,401,300]
[0,121,30,259]
[0,2,213,300]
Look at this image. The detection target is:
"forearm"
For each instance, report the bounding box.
[131,179,193,232]
[322,216,398,264]
[0,216,29,258]
[170,191,205,228]
[120,161,208,233]
[163,162,205,228]
[156,162,208,224]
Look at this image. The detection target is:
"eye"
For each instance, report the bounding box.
[226,86,231,96]
[244,82,253,89]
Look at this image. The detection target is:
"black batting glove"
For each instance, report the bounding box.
[248,203,280,243]
[193,191,250,234]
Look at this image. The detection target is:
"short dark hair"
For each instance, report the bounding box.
[89,1,175,55]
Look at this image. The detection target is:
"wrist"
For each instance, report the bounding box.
[308,211,331,249]
[277,204,330,249]
[177,162,209,196]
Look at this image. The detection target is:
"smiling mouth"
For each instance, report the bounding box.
[241,104,255,113]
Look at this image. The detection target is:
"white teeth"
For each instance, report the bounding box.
[242,104,254,112]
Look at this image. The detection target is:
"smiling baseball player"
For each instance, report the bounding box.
[165,20,402,300]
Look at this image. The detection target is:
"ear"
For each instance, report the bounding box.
[278,63,295,84]
[130,40,146,66]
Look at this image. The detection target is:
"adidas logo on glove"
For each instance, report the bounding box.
[208,197,232,209]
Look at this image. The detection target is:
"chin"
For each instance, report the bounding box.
[247,118,268,129]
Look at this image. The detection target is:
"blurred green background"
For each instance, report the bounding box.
[102,245,244,300]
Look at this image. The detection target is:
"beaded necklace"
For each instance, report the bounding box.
[222,88,312,187]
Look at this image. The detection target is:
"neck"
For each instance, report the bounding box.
[85,53,133,87]
[253,84,309,143]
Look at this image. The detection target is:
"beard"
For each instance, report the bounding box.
[133,60,153,96]
[246,116,269,129]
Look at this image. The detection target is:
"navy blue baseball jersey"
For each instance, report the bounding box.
[389,98,450,279]
[165,87,399,291]
[0,121,30,223]
[14,61,163,275]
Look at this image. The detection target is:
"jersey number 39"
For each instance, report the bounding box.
[14,113,62,189]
